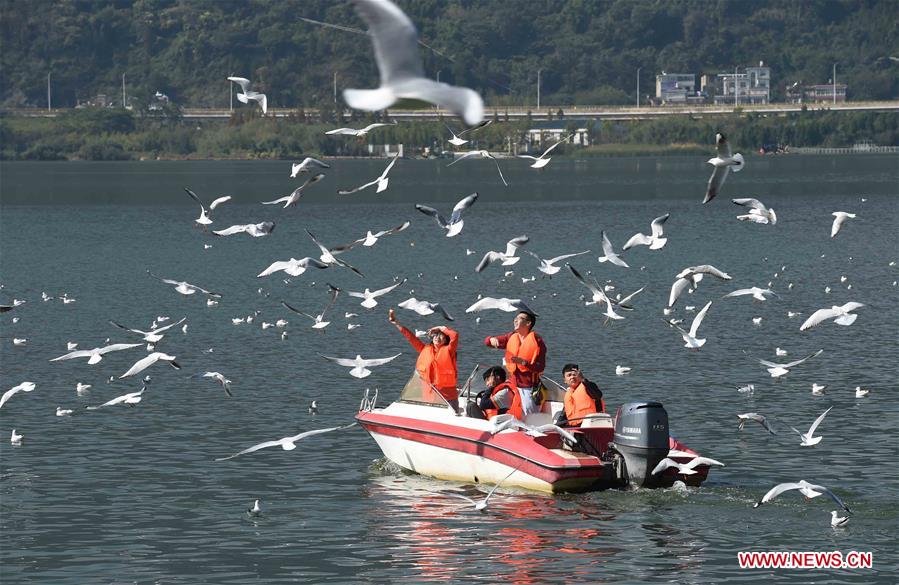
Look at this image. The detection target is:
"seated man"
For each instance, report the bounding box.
[477,366,523,420]
[557,363,604,427]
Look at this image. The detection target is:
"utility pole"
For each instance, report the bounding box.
[734,66,740,107]
[537,68,542,110]
[636,67,641,107]
[833,63,837,104]
[333,71,337,104]
[229,77,233,112]
[47,72,51,112]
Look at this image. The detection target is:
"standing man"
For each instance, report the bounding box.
[389,308,459,412]
[484,311,545,416]
[558,363,604,427]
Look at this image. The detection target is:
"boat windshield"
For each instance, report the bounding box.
[397,371,452,408]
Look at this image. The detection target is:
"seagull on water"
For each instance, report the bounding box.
[247,500,262,517]
[445,120,492,146]
[346,278,406,309]
[108,317,186,343]
[216,423,358,461]
[86,385,147,410]
[651,456,725,476]
[290,157,330,177]
[448,150,508,186]
[466,297,536,314]
[76,383,92,395]
[830,212,856,238]
[415,193,478,237]
[831,510,849,527]
[753,480,850,514]
[0,381,36,410]
[750,349,823,378]
[811,383,827,395]
[615,365,631,376]
[213,221,276,238]
[262,173,325,208]
[10,429,23,445]
[733,198,777,225]
[703,132,744,204]
[789,406,832,447]
[190,372,233,397]
[56,406,73,417]
[184,188,231,228]
[622,213,670,251]
[397,297,454,320]
[475,235,529,272]
[737,412,777,434]
[309,400,318,414]
[854,386,869,398]
[227,76,267,114]
[51,343,142,365]
[664,301,712,349]
[338,154,398,195]
[799,302,864,331]
[257,257,329,278]
[281,286,340,329]
[343,0,483,125]
[597,231,629,268]
[517,134,570,169]
[326,122,396,137]
[147,270,222,298]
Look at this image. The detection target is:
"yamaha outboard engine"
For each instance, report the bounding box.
[610,401,670,488]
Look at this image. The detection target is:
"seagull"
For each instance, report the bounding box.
[799,302,865,331]
[736,384,755,395]
[831,510,849,527]
[343,0,483,125]
[184,188,231,228]
[444,464,522,512]
[355,221,411,246]
[737,412,777,434]
[247,500,262,517]
[108,317,187,343]
[319,353,403,378]
[227,76,267,114]
[733,198,777,225]
[855,386,869,398]
[567,264,623,321]
[517,134,570,169]
[415,192,478,237]
[306,230,365,277]
[752,317,763,326]
[751,349,823,378]
[56,406,73,417]
[190,372,233,397]
[262,173,325,208]
[753,480,850,513]
[615,365,631,376]
[448,150,507,186]
[445,120,492,146]
[475,235,529,272]
[10,429,23,445]
[664,301,712,349]
[789,406,832,447]
[724,287,779,301]
[85,385,147,410]
[309,400,318,414]
[257,256,329,278]
[147,270,222,298]
[346,278,406,308]
[811,383,827,395]
[213,221,276,238]
[651,456,725,476]
[668,265,732,307]
[465,297,536,314]
[50,343,142,365]
[281,286,340,329]
[76,383,92,395]
[13,338,27,346]
[326,122,396,137]
[397,297,454,320]
[703,132,744,204]
[622,214,670,250]
[830,212,856,238]
[119,352,180,379]
[338,154,399,195]
[290,157,330,177]
[0,381,36,409]
[216,423,358,461]
[597,231,629,268]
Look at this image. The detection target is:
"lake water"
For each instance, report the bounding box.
[1,155,897,584]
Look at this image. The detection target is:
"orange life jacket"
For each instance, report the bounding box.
[504,331,543,382]
[414,329,459,400]
[564,381,603,426]
[482,381,523,420]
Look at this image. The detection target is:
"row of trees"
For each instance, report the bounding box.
[2,0,897,112]
[2,108,896,161]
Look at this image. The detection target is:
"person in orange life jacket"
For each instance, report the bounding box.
[556,363,604,427]
[485,310,545,416]
[476,365,523,420]
[389,308,460,412]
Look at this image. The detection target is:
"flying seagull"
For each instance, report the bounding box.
[749,349,824,378]
[475,235,529,272]
[723,287,779,301]
[567,264,623,322]
[184,188,231,228]
[465,297,537,314]
[318,353,402,378]
[215,422,358,461]
[262,173,325,208]
[789,406,832,447]
[119,352,180,379]
[523,249,590,277]
[668,265,732,307]
[108,317,186,343]
[733,198,777,225]
[213,222,275,238]
[597,231,629,268]
[290,157,330,177]
[737,412,777,434]
[281,286,340,329]
[443,463,523,512]
[753,480,851,514]
[227,76,267,114]
[703,132,744,204]
[622,213,670,250]
[830,212,856,238]
[0,381,36,410]
[397,297,454,320]
[50,343,142,365]
[346,278,406,309]
[326,122,396,137]
[338,154,398,195]
[148,270,221,298]
[651,456,724,476]
[800,302,865,331]
[306,229,365,277]
[343,0,483,125]
[517,134,570,169]
[664,301,712,349]
[447,150,508,186]
[445,120,492,146]
[190,372,233,397]
[415,192,478,237]
[257,256,329,278]
[85,385,147,410]
[354,221,411,246]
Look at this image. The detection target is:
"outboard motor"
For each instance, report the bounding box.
[610,401,670,488]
